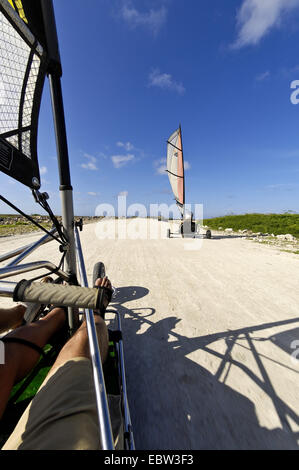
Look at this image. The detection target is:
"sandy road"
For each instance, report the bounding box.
[0,219,298,449]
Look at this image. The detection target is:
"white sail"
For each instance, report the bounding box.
[166,127,185,216]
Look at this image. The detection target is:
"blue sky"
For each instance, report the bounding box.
[2,0,299,218]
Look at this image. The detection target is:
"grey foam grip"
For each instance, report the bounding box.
[17,282,99,310]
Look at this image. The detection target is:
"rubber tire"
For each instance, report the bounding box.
[180,223,184,238]
[92,261,106,286]
[206,230,212,239]
[167,229,171,238]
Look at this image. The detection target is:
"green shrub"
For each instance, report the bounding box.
[203,214,299,238]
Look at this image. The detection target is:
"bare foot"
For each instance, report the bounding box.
[94,276,112,290]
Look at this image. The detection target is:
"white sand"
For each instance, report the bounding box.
[0,219,298,449]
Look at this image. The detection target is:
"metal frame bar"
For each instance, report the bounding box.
[104,308,135,449]
[115,311,135,450]
[43,0,78,331]
[74,226,114,450]
[0,281,17,297]
[0,261,69,281]
[1,228,57,267]
[0,240,44,264]
[41,1,78,330]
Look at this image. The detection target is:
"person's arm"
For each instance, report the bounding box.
[0,305,26,334]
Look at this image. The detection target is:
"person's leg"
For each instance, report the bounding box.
[51,277,112,371]
[0,308,65,419]
[2,277,115,450]
[0,305,26,334]
[0,276,112,419]
[51,314,109,371]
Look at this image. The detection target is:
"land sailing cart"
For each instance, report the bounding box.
[166,126,212,239]
[0,0,134,450]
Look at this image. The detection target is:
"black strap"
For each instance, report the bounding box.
[1,337,46,359]
[96,286,112,312]
[0,195,64,246]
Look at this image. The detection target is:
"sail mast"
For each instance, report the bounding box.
[179,124,185,216]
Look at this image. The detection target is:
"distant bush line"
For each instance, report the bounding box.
[203,213,299,238]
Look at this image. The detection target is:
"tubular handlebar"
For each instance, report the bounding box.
[13,280,100,310]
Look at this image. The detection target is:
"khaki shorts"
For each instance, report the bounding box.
[2,357,123,450]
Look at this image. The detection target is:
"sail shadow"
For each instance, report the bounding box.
[117,305,299,450]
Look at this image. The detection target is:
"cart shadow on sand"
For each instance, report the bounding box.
[209,234,269,240]
[111,287,299,450]
[175,233,270,240]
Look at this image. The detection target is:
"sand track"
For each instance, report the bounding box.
[0,220,298,449]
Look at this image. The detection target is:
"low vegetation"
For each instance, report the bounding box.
[203,213,299,238]
[0,215,100,237]
[0,221,52,237]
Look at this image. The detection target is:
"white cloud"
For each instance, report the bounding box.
[120,1,167,35]
[111,154,135,169]
[184,161,191,170]
[154,158,167,175]
[81,153,98,171]
[98,151,108,159]
[280,64,299,77]
[266,183,296,191]
[233,0,299,49]
[148,69,185,95]
[256,70,270,81]
[81,162,98,171]
[118,190,129,197]
[87,192,98,196]
[40,166,48,175]
[116,141,134,151]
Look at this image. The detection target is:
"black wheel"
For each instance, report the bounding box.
[180,223,184,237]
[206,230,212,239]
[92,261,106,285]
[167,229,171,238]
